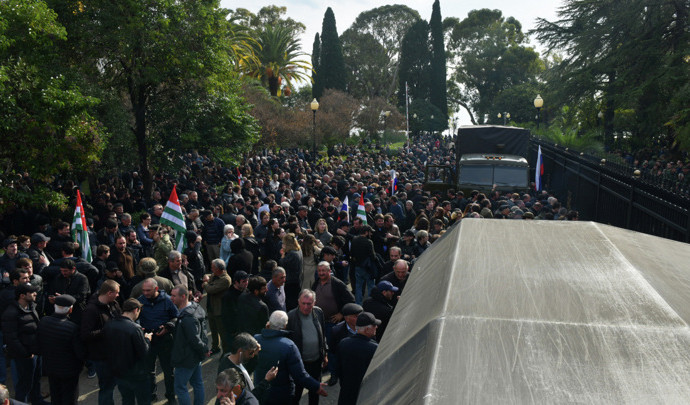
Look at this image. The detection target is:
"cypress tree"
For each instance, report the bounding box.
[318,7,346,93]
[429,0,448,120]
[311,33,322,99]
[398,20,431,108]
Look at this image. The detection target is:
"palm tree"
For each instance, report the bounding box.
[248,25,312,97]
[226,16,260,71]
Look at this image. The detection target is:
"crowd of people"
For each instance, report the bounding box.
[0,133,580,405]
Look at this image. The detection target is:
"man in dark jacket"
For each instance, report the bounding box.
[183,231,205,291]
[220,271,249,353]
[170,285,209,405]
[216,368,259,405]
[380,259,409,306]
[137,278,179,403]
[350,225,378,304]
[103,298,153,405]
[37,294,85,405]
[338,312,380,405]
[1,283,44,404]
[237,276,269,337]
[327,303,362,386]
[227,238,253,278]
[25,233,52,277]
[254,311,327,405]
[201,210,225,263]
[80,280,121,405]
[362,281,397,342]
[45,259,90,325]
[286,290,327,405]
[159,251,198,297]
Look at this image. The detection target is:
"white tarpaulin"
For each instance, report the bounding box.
[358,220,690,404]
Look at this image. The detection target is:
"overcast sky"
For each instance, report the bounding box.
[219,0,566,126]
[221,0,565,52]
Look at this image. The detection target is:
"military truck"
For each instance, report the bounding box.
[424,125,531,194]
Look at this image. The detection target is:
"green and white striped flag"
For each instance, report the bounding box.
[160,185,187,252]
[71,190,92,263]
[357,194,367,225]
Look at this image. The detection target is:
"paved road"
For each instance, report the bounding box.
[76,353,342,405]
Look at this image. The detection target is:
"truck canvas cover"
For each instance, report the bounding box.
[456,125,530,156]
[358,220,690,404]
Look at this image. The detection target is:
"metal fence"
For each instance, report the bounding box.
[532,141,690,243]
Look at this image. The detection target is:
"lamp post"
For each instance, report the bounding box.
[382,110,391,145]
[534,94,544,129]
[310,98,319,162]
[497,112,510,125]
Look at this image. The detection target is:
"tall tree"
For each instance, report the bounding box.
[315,7,346,98]
[341,5,421,101]
[248,25,311,97]
[534,0,689,150]
[398,20,431,108]
[0,0,106,210]
[54,0,259,196]
[446,9,541,124]
[429,0,448,121]
[312,33,322,99]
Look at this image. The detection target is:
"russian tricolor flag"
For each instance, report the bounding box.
[535,145,544,191]
[390,170,398,195]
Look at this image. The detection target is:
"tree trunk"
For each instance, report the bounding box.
[132,86,153,199]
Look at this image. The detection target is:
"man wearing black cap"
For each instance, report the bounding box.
[38,294,84,405]
[26,233,52,276]
[337,312,380,405]
[46,259,90,325]
[327,303,362,387]
[363,281,398,342]
[221,271,249,353]
[1,283,45,404]
[0,239,28,278]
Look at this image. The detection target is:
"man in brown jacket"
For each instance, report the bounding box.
[202,258,231,355]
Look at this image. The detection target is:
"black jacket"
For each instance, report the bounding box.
[227,249,253,278]
[221,286,245,337]
[171,302,209,368]
[80,293,121,361]
[279,250,303,286]
[362,287,394,342]
[350,235,376,267]
[103,315,150,379]
[38,313,85,376]
[337,334,378,405]
[329,321,356,365]
[1,301,40,359]
[286,306,327,362]
[159,265,198,295]
[310,276,355,313]
[236,292,269,336]
[45,271,90,324]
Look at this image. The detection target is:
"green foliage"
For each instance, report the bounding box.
[311,33,321,99]
[446,9,541,124]
[534,0,690,151]
[315,8,346,97]
[429,0,448,121]
[342,5,421,102]
[398,19,431,108]
[0,0,106,212]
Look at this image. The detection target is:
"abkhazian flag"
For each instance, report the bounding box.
[71,190,92,263]
[535,145,544,191]
[341,196,349,221]
[357,194,367,224]
[161,185,187,252]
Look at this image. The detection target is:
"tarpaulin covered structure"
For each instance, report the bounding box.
[456,125,530,157]
[358,220,690,404]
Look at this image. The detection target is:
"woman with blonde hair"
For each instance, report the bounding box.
[313,218,332,246]
[279,233,303,311]
[300,234,323,290]
[241,223,260,273]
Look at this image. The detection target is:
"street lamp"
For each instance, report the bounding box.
[310,98,319,162]
[534,94,544,129]
[497,112,510,125]
[382,110,391,145]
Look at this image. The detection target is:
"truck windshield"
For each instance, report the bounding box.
[459,165,493,186]
[494,166,528,187]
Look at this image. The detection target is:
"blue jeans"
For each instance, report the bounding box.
[355,266,375,305]
[174,363,204,405]
[93,360,116,405]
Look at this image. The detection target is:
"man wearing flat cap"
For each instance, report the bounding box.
[38,294,84,405]
[26,233,52,276]
[337,312,380,405]
[327,303,362,387]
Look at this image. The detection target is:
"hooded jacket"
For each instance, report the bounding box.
[171,301,209,369]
